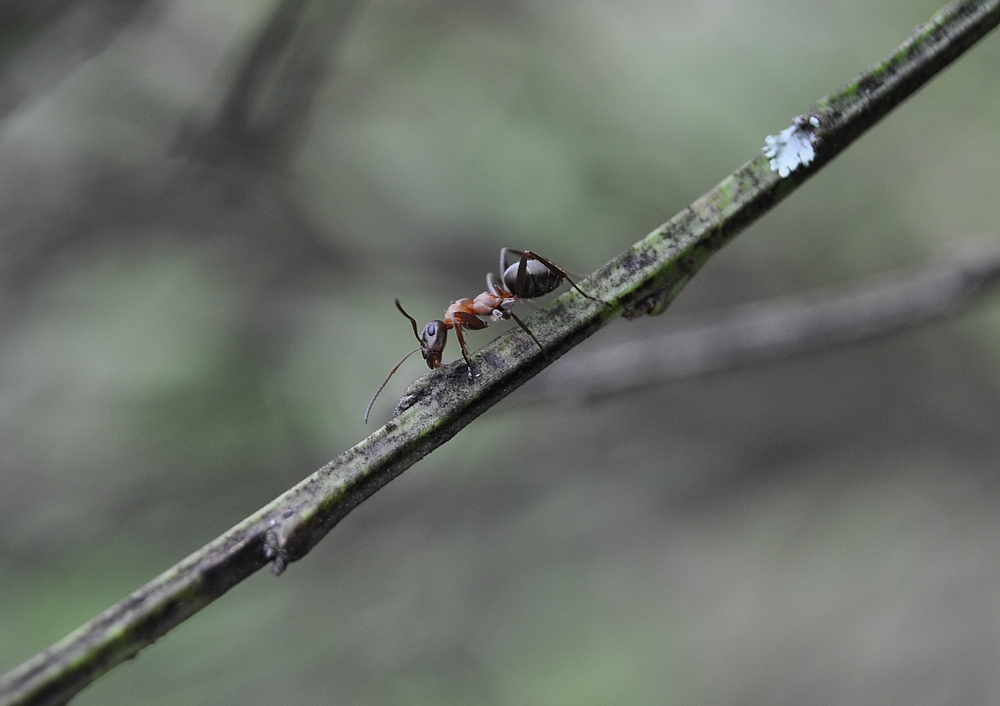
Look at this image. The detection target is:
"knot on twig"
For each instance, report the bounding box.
[263,524,289,576]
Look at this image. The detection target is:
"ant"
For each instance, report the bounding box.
[365,248,604,423]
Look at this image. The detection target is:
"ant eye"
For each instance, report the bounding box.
[424,322,437,337]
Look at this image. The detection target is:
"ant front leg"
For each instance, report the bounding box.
[451,311,488,379]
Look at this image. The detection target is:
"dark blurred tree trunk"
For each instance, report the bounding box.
[0,0,362,296]
[173,0,362,171]
[0,0,158,120]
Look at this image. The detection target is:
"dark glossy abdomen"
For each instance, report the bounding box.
[503,260,563,298]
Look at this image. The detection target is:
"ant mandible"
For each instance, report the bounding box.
[364,247,604,423]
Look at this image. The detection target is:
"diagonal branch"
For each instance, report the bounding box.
[2,2,998,705]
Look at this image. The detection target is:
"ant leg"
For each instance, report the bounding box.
[451,311,488,379]
[486,272,507,297]
[500,247,522,277]
[508,311,550,359]
[452,323,475,378]
[509,249,561,301]
[520,250,606,304]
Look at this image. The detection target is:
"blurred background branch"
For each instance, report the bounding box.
[172,0,361,169]
[0,0,356,298]
[526,239,1000,402]
[0,0,156,121]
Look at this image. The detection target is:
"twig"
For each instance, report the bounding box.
[523,240,1000,402]
[2,2,998,705]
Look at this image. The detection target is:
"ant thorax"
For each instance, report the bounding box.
[492,297,517,320]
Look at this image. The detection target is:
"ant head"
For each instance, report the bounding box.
[366,301,450,425]
[395,299,448,369]
[420,320,448,369]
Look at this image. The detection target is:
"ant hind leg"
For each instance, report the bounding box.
[508,311,549,359]
[522,250,606,305]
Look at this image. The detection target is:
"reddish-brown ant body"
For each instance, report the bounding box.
[365,248,603,423]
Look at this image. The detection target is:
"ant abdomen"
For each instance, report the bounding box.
[502,259,562,298]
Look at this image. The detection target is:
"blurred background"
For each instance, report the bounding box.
[2,0,1000,704]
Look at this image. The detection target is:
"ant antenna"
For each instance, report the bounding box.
[364,299,424,424]
[364,346,421,424]
[395,298,421,341]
